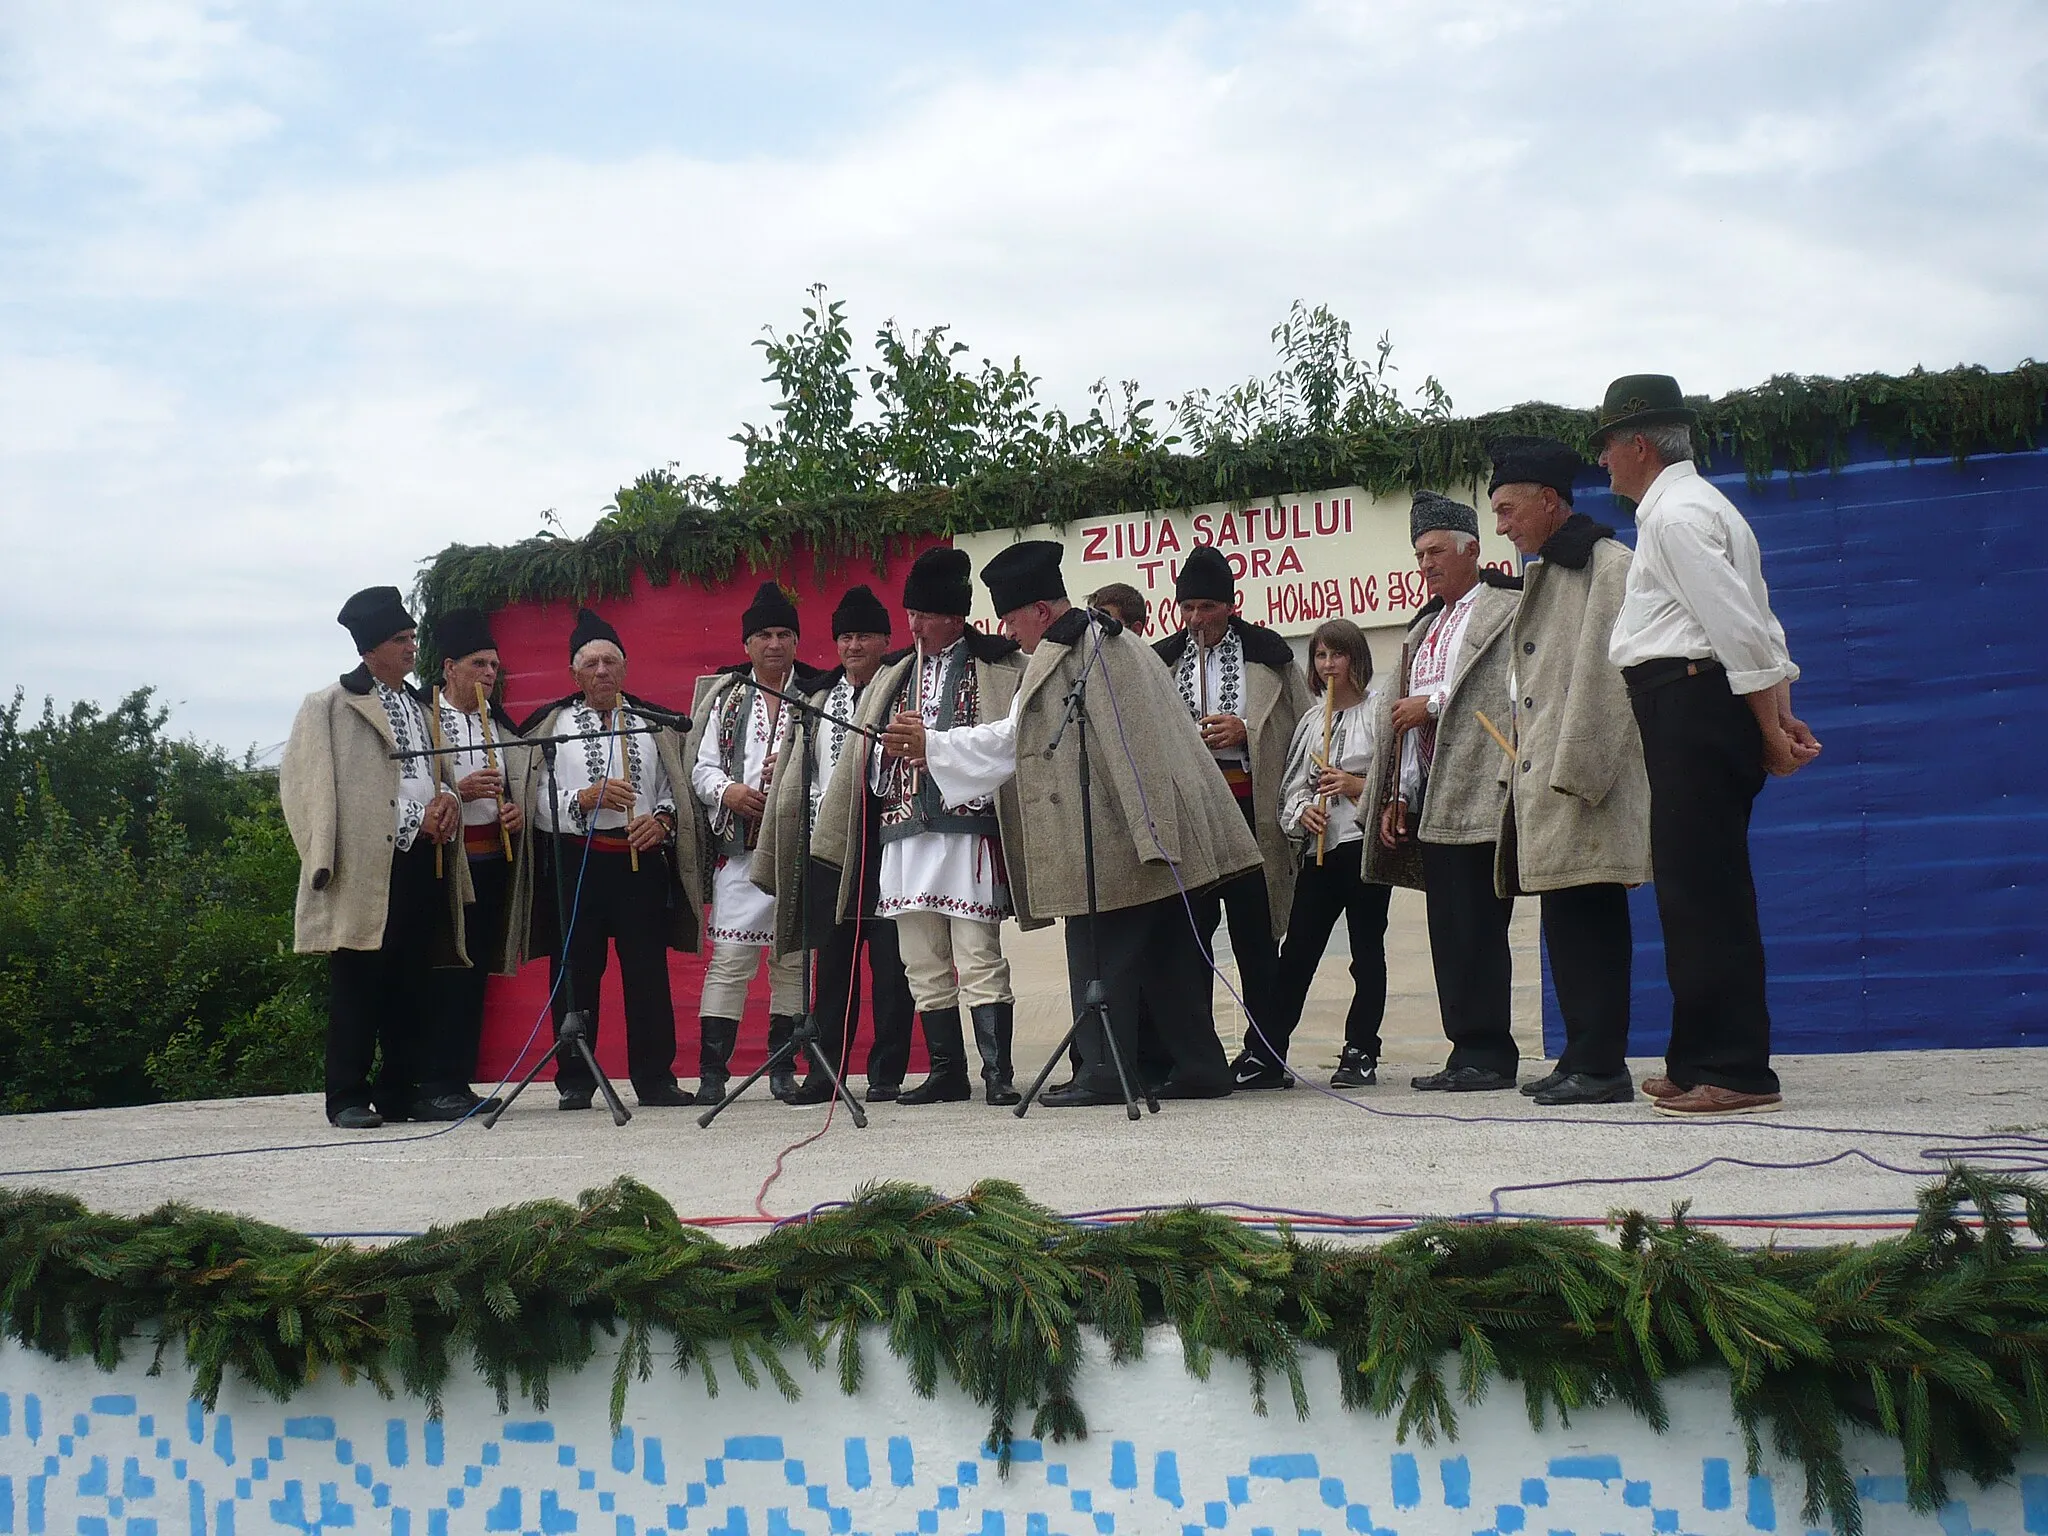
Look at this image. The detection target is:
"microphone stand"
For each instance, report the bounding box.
[1015,620,1158,1121]
[697,690,867,1128]
[392,718,661,1129]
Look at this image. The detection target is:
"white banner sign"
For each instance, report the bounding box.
[956,483,1519,636]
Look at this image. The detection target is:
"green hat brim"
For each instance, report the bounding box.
[1586,404,1699,448]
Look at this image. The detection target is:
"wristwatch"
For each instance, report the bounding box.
[1424,694,1442,719]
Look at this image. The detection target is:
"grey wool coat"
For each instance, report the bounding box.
[281,666,472,963]
[1394,574,1524,847]
[1154,618,1312,939]
[1494,515,1651,896]
[747,667,856,960]
[993,608,1262,920]
[812,634,1044,931]
[519,693,704,956]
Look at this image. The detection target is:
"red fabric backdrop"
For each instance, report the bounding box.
[479,536,946,1085]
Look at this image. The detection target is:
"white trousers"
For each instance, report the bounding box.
[893,911,1011,1011]
[699,940,803,1019]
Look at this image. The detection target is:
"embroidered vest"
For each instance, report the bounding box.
[878,644,999,846]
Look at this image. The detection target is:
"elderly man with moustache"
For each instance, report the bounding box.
[683,581,827,1104]
[751,584,918,1104]
[1593,375,1820,1117]
[1485,437,1650,1107]
[282,586,469,1129]
[419,605,533,1118]
[1154,545,1312,1091]
[521,607,699,1110]
[1378,492,1525,1092]
[885,540,1264,1106]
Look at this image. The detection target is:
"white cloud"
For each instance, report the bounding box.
[3,0,2044,748]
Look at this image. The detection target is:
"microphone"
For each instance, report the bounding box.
[629,702,694,732]
[1086,606,1125,637]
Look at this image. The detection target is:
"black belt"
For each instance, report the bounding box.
[1622,656,1724,695]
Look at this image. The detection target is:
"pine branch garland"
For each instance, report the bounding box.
[2,1173,2046,1536]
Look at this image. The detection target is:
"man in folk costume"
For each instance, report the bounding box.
[420,605,535,1118]
[684,582,827,1104]
[1486,437,1651,1107]
[522,608,698,1110]
[750,584,917,1104]
[1378,492,1526,1092]
[887,540,1263,1104]
[1154,545,1311,1090]
[282,586,470,1130]
[1596,374,1819,1117]
[816,546,1030,1106]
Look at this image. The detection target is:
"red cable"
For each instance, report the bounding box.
[753,765,871,1217]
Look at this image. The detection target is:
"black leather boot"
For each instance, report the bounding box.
[971,1002,1021,1106]
[697,1016,739,1105]
[900,1007,972,1104]
[767,1013,801,1102]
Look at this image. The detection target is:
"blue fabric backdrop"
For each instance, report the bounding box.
[1540,445,2048,1057]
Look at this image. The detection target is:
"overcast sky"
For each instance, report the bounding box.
[4,0,2042,756]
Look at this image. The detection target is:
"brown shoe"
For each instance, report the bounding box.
[1641,1076,1686,1100]
[1653,1084,1783,1117]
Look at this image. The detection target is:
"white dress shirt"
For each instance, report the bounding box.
[1608,460,1799,696]
[433,700,506,828]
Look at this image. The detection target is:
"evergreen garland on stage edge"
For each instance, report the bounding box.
[5,1171,2047,1536]
[417,361,2046,621]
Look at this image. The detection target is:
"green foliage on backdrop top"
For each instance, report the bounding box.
[3,1170,2046,1536]
[0,688,323,1112]
[416,289,2046,622]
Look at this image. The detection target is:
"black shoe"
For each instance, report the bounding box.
[788,1075,835,1105]
[331,1105,383,1130]
[1155,1076,1231,1100]
[410,1092,479,1122]
[1519,1067,1567,1098]
[635,1082,696,1108]
[1041,1078,1075,1097]
[1040,1082,1125,1107]
[864,1081,901,1103]
[1532,1071,1634,1106]
[900,1071,972,1104]
[697,1017,739,1107]
[769,1067,800,1102]
[694,1075,729,1106]
[557,1088,595,1111]
[1410,1066,1517,1092]
[1329,1047,1377,1089]
[1230,1053,1293,1091]
[466,1092,504,1116]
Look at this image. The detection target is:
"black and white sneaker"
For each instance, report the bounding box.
[1230,1053,1293,1091]
[1329,1047,1377,1089]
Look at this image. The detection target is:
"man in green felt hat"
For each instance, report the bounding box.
[1594,373,1820,1120]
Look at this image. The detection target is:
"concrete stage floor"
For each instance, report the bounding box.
[4,892,2043,1243]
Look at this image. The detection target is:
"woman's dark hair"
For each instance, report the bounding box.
[1307,618,1372,695]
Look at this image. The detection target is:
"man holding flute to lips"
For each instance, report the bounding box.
[419,606,534,1120]
[1153,545,1310,1092]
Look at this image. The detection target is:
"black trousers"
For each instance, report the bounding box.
[1066,895,1230,1095]
[549,848,680,1094]
[1254,839,1392,1064]
[1539,882,1633,1079]
[804,861,916,1086]
[1190,797,1282,1030]
[326,838,441,1121]
[422,852,511,1097]
[1630,666,1778,1094]
[1419,839,1518,1077]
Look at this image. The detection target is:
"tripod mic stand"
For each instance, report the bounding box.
[482,733,633,1127]
[699,682,867,1128]
[1016,621,1159,1121]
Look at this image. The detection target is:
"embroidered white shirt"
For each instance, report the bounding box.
[1397,585,1481,804]
[376,682,439,851]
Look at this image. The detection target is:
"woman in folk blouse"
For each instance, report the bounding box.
[1260,618,1393,1088]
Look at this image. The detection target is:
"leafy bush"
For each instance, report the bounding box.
[0,690,323,1112]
